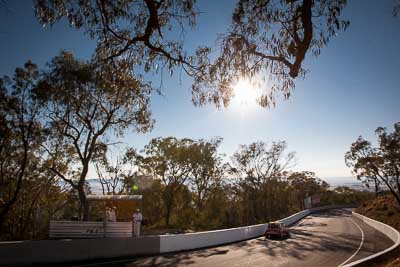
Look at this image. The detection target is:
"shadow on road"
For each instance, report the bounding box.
[94,209,390,267]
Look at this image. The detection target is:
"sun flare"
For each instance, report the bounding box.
[231,78,260,111]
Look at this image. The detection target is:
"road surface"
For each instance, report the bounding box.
[71,209,393,267]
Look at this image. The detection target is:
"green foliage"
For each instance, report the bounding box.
[0,61,45,233]
[345,122,400,207]
[35,51,153,220]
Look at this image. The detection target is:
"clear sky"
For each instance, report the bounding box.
[1,0,399,179]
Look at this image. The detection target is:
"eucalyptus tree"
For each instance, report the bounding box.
[345,122,400,206]
[0,62,43,230]
[35,52,153,220]
[94,147,142,195]
[140,137,193,226]
[187,137,224,212]
[34,0,210,82]
[230,141,295,188]
[34,0,348,108]
[229,141,295,222]
[192,0,349,107]
[287,171,328,209]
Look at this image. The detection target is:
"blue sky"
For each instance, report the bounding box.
[1,0,399,179]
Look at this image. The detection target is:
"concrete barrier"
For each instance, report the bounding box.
[159,205,354,253]
[0,236,160,266]
[342,212,400,267]
[278,209,310,226]
[0,205,355,266]
[159,223,267,253]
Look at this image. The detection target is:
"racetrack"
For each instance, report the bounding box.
[72,209,393,267]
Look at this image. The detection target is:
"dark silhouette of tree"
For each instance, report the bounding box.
[187,138,224,213]
[140,137,193,226]
[0,62,43,230]
[345,122,400,207]
[34,0,348,108]
[394,0,400,17]
[192,0,349,107]
[34,0,210,80]
[35,52,153,220]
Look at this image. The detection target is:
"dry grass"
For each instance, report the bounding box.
[355,194,400,267]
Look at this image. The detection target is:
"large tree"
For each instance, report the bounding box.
[230,141,295,188]
[140,137,193,226]
[35,52,153,220]
[229,141,296,223]
[187,137,224,212]
[192,0,349,107]
[345,122,400,207]
[0,62,43,230]
[34,0,348,108]
[34,0,210,80]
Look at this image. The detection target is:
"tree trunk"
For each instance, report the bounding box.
[77,186,89,221]
[163,188,174,227]
[374,178,379,198]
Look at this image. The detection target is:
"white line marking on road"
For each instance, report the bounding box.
[339,217,365,267]
[70,257,147,267]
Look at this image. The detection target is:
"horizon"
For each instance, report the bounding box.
[1,0,399,178]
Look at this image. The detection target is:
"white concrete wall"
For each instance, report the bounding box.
[159,205,355,254]
[159,224,267,253]
[342,212,400,267]
[0,205,354,266]
[0,236,160,266]
[278,210,310,226]
[159,206,340,253]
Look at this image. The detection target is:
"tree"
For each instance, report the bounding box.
[288,171,328,209]
[229,141,296,223]
[394,0,400,17]
[140,137,193,226]
[187,138,224,212]
[345,122,400,207]
[34,0,348,108]
[35,52,153,220]
[230,141,295,188]
[192,0,349,107]
[34,0,210,82]
[94,147,141,195]
[345,137,381,197]
[0,62,43,231]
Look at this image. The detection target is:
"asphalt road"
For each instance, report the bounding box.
[72,209,393,267]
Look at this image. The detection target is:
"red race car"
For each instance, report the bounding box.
[265,222,290,239]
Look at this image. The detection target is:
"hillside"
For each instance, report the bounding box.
[355,194,400,267]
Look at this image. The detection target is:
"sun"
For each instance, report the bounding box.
[231,78,260,111]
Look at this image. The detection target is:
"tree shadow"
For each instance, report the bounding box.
[123,210,389,267]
